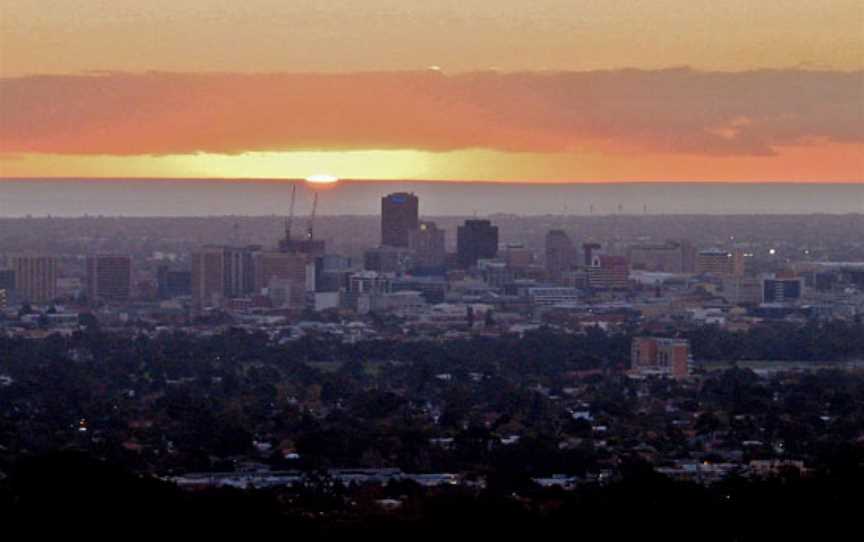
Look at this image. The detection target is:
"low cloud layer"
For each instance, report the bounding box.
[1,68,861,157]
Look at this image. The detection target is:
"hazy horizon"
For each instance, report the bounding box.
[1,179,861,218]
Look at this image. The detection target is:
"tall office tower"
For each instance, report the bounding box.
[696,248,745,277]
[381,192,419,247]
[545,230,574,278]
[224,247,257,297]
[191,246,256,308]
[457,219,499,268]
[313,254,353,293]
[253,251,310,307]
[192,248,226,308]
[679,239,697,273]
[11,255,57,304]
[86,255,132,303]
[408,221,446,267]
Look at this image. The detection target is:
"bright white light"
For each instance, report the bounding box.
[769,249,777,255]
[305,174,340,184]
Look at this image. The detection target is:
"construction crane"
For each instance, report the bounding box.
[284,184,297,241]
[306,192,318,240]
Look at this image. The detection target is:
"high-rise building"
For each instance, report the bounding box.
[545,230,574,278]
[313,254,353,293]
[696,248,745,277]
[86,255,132,303]
[11,255,57,304]
[191,246,257,308]
[457,219,498,268]
[631,337,690,379]
[408,221,446,267]
[0,289,6,310]
[381,192,419,247]
[192,248,227,309]
[253,251,309,307]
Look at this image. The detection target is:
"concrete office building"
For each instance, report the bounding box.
[545,230,574,278]
[11,255,57,304]
[408,221,446,267]
[381,192,419,248]
[86,255,132,303]
[457,219,498,268]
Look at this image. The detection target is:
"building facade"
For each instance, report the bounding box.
[588,255,630,290]
[762,276,804,304]
[11,255,57,304]
[457,219,499,268]
[631,337,690,379]
[381,192,419,248]
[86,255,132,303]
[545,230,574,278]
[696,248,745,277]
[408,221,446,267]
[254,251,310,307]
[191,246,257,308]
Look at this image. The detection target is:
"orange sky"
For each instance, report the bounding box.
[1,1,862,181]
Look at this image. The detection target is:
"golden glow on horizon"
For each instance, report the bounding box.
[2,145,861,183]
[305,174,341,184]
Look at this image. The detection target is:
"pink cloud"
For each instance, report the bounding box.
[1,68,861,157]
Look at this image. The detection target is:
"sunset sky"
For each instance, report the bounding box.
[1,1,862,182]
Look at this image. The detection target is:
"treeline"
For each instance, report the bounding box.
[3,451,863,539]
[685,320,864,362]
